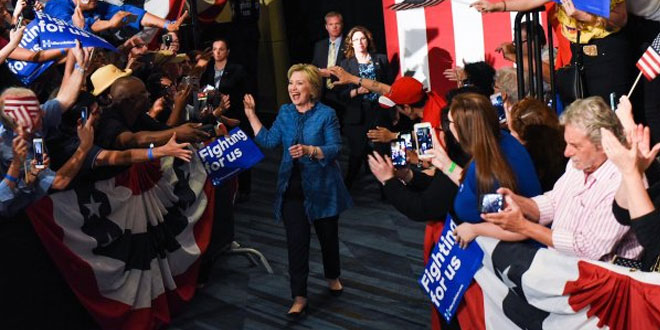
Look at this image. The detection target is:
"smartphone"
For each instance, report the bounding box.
[399,132,414,151]
[413,122,433,159]
[490,93,506,124]
[33,138,44,169]
[609,92,617,111]
[124,14,138,24]
[162,34,173,46]
[390,139,407,168]
[14,15,23,31]
[80,106,88,125]
[479,193,504,213]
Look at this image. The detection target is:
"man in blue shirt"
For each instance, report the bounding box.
[44,0,188,34]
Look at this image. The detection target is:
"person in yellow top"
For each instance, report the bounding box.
[471,0,630,105]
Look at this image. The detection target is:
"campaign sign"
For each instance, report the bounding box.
[552,0,610,18]
[419,216,484,322]
[5,10,116,85]
[197,128,264,186]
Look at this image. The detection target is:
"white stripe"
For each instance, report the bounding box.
[639,57,658,79]
[451,0,485,65]
[642,52,660,75]
[3,99,39,105]
[395,1,431,88]
[646,48,660,69]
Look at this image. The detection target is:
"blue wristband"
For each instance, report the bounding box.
[163,20,173,30]
[4,174,18,183]
[60,49,67,56]
[148,144,155,161]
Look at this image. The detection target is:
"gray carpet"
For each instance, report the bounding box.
[169,147,430,330]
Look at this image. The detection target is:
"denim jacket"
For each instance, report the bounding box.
[254,102,353,221]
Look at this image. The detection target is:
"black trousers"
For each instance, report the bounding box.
[575,31,632,104]
[282,198,340,298]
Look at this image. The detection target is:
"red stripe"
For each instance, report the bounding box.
[424,0,455,97]
[482,12,512,69]
[382,0,402,78]
[114,161,163,195]
[637,61,656,81]
[457,282,487,330]
[644,49,660,70]
[639,55,660,80]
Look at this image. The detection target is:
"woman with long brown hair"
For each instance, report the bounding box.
[428,93,541,246]
[338,26,393,189]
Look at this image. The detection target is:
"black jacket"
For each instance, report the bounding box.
[312,37,346,95]
[338,53,393,125]
[200,61,249,123]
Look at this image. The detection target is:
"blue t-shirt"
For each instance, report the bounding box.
[454,131,541,223]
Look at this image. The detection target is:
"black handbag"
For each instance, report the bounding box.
[555,31,585,105]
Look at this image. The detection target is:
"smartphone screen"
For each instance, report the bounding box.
[609,92,617,111]
[479,193,504,213]
[33,138,44,169]
[415,125,433,158]
[80,106,88,125]
[390,139,407,168]
[490,93,506,124]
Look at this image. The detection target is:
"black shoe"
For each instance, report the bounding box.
[329,288,343,297]
[286,304,308,319]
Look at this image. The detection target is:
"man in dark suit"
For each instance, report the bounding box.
[312,11,346,125]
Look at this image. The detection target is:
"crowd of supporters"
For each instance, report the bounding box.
[1,0,660,328]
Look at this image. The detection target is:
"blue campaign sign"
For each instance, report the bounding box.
[552,0,610,18]
[419,216,484,322]
[197,128,264,186]
[5,10,116,85]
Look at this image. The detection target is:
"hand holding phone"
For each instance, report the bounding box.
[33,138,44,169]
[390,139,407,168]
[479,193,504,213]
[80,106,88,125]
[413,122,434,160]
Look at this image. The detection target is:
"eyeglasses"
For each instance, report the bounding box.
[352,37,367,43]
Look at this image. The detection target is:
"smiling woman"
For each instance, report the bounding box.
[242,63,352,318]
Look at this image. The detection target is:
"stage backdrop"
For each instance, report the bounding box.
[381,0,551,98]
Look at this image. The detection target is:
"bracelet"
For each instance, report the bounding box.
[308,146,317,160]
[163,20,173,30]
[74,63,85,73]
[148,143,155,161]
[501,0,507,12]
[4,174,18,183]
[446,161,457,174]
[60,49,67,57]
[358,78,363,87]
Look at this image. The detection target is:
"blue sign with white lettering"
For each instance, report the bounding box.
[6,10,116,85]
[419,216,484,322]
[197,128,264,186]
[552,0,610,18]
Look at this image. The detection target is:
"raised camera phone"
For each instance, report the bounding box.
[390,139,407,168]
[14,15,23,31]
[162,34,173,46]
[80,106,88,125]
[124,14,138,24]
[413,122,433,159]
[33,138,44,169]
[479,193,504,214]
[609,92,617,111]
[491,93,506,124]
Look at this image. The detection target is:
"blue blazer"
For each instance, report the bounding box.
[254,102,353,221]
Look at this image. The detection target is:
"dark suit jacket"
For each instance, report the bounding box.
[312,37,345,98]
[338,53,393,125]
[200,61,249,127]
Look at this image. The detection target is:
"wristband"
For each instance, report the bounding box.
[447,161,457,174]
[148,143,155,161]
[358,78,363,87]
[60,49,67,57]
[163,20,173,30]
[74,63,85,73]
[4,174,18,183]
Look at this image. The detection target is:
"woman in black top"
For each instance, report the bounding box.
[339,26,393,189]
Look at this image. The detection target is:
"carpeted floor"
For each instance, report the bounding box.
[169,147,430,330]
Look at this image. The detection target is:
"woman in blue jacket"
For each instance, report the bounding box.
[243,64,352,318]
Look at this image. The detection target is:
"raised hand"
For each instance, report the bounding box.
[156,132,193,162]
[366,151,395,184]
[243,94,256,117]
[167,10,189,32]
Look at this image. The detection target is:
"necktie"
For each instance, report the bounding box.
[326,41,336,89]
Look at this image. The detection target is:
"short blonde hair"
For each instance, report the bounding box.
[287,64,322,102]
[560,96,626,146]
[495,67,519,104]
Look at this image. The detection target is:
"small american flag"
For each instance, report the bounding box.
[388,0,444,11]
[636,33,660,81]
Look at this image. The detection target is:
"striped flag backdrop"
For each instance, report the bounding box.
[381,0,549,98]
[458,237,660,329]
